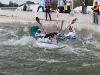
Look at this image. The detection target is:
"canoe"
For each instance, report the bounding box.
[34,38,65,49]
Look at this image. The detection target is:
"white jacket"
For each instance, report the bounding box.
[39,0,44,6]
[58,0,64,7]
[42,37,51,43]
[35,32,41,36]
[38,37,52,43]
[65,28,76,38]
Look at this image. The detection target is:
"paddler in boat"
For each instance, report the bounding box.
[41,35,53,43]
[38,32,58,44]
[41,32,58,43]
[66,26,76,39]
[35,26,43,39]
[59,26,77,39]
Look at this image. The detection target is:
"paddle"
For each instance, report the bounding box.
[63,18,78,32]
[35,17,46,33]
[36,17,42,26]
[59,20,64,32]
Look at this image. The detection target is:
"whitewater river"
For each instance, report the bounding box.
[0,26,100,75]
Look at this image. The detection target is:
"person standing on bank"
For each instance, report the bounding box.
[93,0,100,15]
[23,4,27,11]
[81,0,88,14]
[45,2,52,21]
[26,4,32,12]
[58,0,64,13]
[91,1,99,25]
[37,0,45,12]
[63,2,68,13]
[65,0,72,14]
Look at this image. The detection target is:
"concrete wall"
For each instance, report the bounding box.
[0,10,100,25]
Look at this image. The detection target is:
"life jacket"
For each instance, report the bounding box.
[64,5,68,10]
[35,29,41,36]
[66,32,76,38]
[93,4,99,14]
[45,4,51,12]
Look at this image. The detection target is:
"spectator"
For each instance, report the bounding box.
[81,0,88,14]
[63,2,68,13]
[23,4,27,11]
[57,0,64,13]
[37,0,45,12]
[65,0,72,14]
[45,2,51,21]
[91,1,99,25]
[46,0,53,3]
[26,4,32,12]
[93,0,100,6]
[93,0,100,15]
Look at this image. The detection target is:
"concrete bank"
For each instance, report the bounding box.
[0,10,100,41]
[0,10,100,24]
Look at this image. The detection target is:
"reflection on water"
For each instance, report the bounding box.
[0,26,100,75]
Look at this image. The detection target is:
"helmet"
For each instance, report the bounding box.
[69,26,72,30]
[37,29,41,33]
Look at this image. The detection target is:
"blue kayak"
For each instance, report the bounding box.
[58,33,77,40]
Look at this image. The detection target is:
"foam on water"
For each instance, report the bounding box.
[0,26,100,54]
[57,38,100,57]
[23,26,29,32]
[36,58,66,63]
[0,36,36,46]
[0,26,100,75]
[12,36,36,46]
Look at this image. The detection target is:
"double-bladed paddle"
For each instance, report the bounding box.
[63,18,78,32]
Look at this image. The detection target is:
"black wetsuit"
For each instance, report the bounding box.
[45,3,51,20]
[44,32,58,38]
[23,4,27,11]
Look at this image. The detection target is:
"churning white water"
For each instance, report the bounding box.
[0,26,100,75]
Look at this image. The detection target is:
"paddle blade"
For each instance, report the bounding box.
[36,17,39,22]
[36,17,41,25]
[63,18,78,32]
[59,20,64,32]
[71,18,78,24]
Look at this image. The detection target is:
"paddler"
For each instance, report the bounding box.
[38,32,58,43]
[34,26,43,39]
[59,26,76,39]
